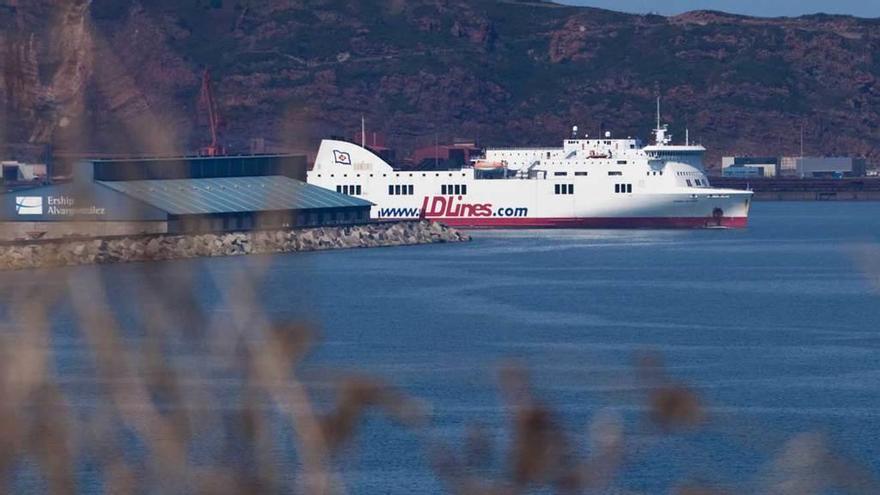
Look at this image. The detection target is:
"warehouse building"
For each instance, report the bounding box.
[721,157,779,178]
[780,157,866,178]
[0,155,371,241]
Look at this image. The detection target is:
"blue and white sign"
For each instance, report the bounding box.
[15,196,43,215]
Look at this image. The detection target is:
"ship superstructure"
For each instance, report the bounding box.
[307,113,752,228]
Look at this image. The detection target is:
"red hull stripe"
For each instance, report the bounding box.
[434,216,749,229]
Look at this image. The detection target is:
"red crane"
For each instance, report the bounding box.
[198,69,225,156]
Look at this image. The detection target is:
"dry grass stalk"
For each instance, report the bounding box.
[0,262,878,494]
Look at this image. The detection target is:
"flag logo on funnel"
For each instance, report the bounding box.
[333,150,352,165]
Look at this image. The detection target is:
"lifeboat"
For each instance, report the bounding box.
[473,159,506,171]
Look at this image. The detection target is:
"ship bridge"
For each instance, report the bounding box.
[643,145,706,163]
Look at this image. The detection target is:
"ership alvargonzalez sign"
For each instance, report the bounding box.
[14,195,106,217]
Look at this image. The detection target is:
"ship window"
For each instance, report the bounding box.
[388,185,394,195]
[695,179,702,186]
[554,172,567,176]
[408,185,414,195]
[462,184,467,195]
[608,171,622,176]
[568,184,574,194]
[575,171,587,176]
[547,152,551,159]
[555,184,561,194]
[454,184,461,195]
[356,185,362,195]
[617,160,627,165]
[686,179,692,187]
[627,184,632,193]
[441,184,447,195]
[336,185,342,193]
[615,184,620,193]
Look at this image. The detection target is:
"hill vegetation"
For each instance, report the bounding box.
[2,0,880,165]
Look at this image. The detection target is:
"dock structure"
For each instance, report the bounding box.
[711,177,880,201]
[0,154,372,241]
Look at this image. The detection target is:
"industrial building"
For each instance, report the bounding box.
[410,139,482,170]
[721,157,779,178]
[2,161,48,183]
[0,154,372,241]
[780,157,866,178]
[722,156,867,179]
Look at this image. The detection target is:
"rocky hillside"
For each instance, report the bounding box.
[2,0,880,167]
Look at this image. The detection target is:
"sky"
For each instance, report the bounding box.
[560,0,880,18]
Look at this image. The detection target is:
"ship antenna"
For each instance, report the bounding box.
[361,115,366,148]
[656,96,661,131]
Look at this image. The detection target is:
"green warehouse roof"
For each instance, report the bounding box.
[98,176,371,216]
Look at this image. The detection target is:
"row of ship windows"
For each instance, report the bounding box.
[441,184,468,195]
[389,184,415,195]
[686,179,706,187]
[336,185,362,195]
[389,184,470,196]
[554,184,575,195]
[554,171,590,176]
[340,180,650,197]
[318,172,469,178]
[342,182,639,197]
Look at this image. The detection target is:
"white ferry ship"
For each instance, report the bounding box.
[307,113,752,228]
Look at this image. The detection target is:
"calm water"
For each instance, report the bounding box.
[3,202,880,493]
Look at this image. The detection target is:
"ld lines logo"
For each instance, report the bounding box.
[15,196,43,215]
[377,196,529,219]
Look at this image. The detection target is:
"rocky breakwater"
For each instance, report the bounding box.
[0,221,469,271]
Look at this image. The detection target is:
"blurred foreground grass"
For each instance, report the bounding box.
[0,260,877,495]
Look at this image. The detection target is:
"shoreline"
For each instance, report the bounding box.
[0,220,470,271]
[711,177,880,201]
